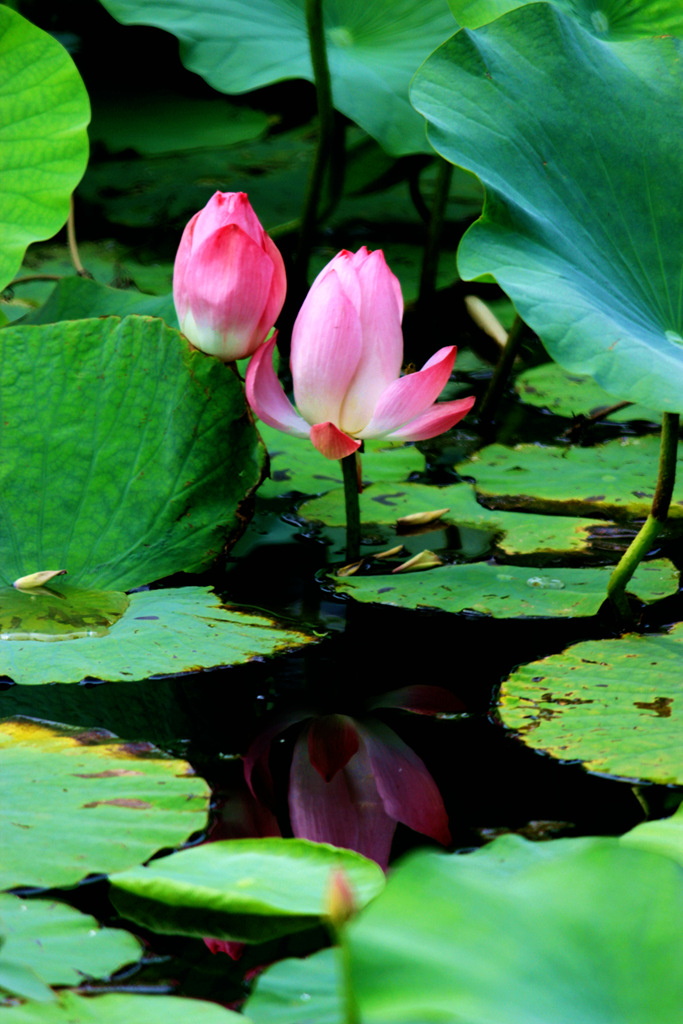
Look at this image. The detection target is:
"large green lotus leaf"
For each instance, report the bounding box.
[0,587,317,686]
[98,0,456,155]
[456,435,683,522]
[246,948,340,1024]
[515,364,661,424]
[20,277,177,328]
[0,894,140,986]
[347,835,683,1023]
[257,424,424,500]
[0,8,89,292]
[300,480,607,559]
[110,838,385,943]
[621,804,683,866]
[90,94,268,156]
[0,992,245,1024]
[499,622,683,784]
[411,6,683,413]
[0,317,265,590]
[447,0,683,36]
[325,558,677,618]
[0,717,209,890]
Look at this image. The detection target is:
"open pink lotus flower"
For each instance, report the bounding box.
[244,686,461,870]
[245,247,475,459]
[174,191,286,363]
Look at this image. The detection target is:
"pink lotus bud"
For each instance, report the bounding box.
[173,191,287,363]
[325,868,356,928]
[246,247,475,458]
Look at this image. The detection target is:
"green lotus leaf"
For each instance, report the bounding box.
[447,0,683,36]
[0,717,209,890]
[499,622,683,784]
[456,435,683,523]
[0,316,265,591]
[347,835,683,1023]
[0,587,318,685]
[110,838,385,943]
[0,7,90,292]
[411,5,683,412]
[246,948,340,1024]
[98,0,456,155]
[0,894,140,987]
[20,276,177,327]
[0,992,245,1024]
[325,558,676,619]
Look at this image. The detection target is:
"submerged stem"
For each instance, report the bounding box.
[607,411,679,622]
[341,451,361,561]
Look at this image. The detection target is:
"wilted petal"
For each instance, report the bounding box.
[383,395,476,442]
[310,422,361,460]
[359,719,451,846]
[291,270,363,427]
[370,686,465,715]
[289,730,396,869]
[246,336,311,438]
[308,715,360,782]
[358,347,458,438]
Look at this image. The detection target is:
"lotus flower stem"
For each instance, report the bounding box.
[336,934,360,1024]
[295,0,336,285]
[607,411,679,622]
[417,157,453,320]
[341,451,361,561]
[478,313,524,426]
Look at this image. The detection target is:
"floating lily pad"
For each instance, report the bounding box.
[246,948,339,1024]
[0,894,140,987]
[0,717,209,890]
[456,435,683,522]
[90,94,268,156]
[0,587,318,686]
[0,992,245,1024]
[499,622,683,784]
[411,6,683,413]
[257,424,424,501]
[515,364,661,423]
[0,8,89,292]
[346,835,683,1023]
[325,559,677,619]
[0,316,265,591]
[98,0,457,155]
[300,480,607,560]
[0,584,129,642]
[110,838,385,943]
[447,0,683,37]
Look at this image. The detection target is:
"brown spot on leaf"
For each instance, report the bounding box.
[633,697,673,718]
[73,770,143,779]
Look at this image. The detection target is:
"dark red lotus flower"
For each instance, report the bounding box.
[244,685,460,870]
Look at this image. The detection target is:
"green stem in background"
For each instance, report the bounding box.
[335,931,360,1024]
[417,157,453,320]
[295,0,336,287]
[477,314,525,425]
[341,450,361,561]
[607,411,679,622]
